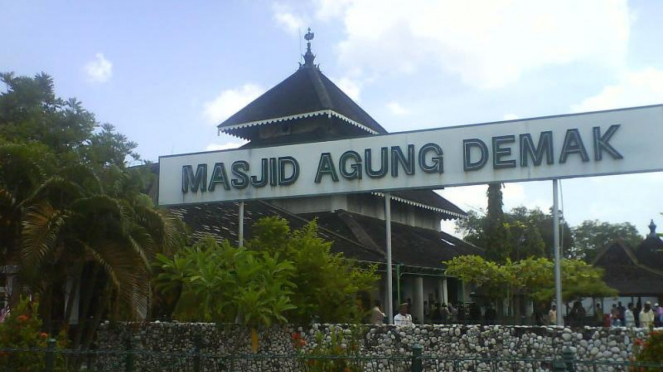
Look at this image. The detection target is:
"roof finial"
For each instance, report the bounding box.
[302,27,316,68]
[648,219,657,238]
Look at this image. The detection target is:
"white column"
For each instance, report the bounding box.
[414,277,424,324]
[553,180,563,326]
[439,278,448,305]
[385,193,393,324]
[239,201,245,247]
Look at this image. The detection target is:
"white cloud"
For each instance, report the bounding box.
[205,141,247,151]
[203,84,265,124]
[315,0,630,89]
[335,77,361,101]
[503,113,519,120]
[386,101,409,116]
[571,68,663,112]
[85,53,113,83]
[273,2,307,35]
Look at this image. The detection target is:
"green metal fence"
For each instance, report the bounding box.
[2,340,663,372]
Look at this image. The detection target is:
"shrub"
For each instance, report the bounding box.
[633,330,663,371]
[0,297,66,372]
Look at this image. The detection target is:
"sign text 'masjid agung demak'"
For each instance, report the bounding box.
[159,105,663,205]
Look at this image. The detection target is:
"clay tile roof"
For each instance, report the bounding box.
[593,239,663,296]
[217,67,387,136]
[304,210,483,269]
[168,201,384,263]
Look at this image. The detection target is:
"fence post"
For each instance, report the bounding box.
[552,360,566,372]
[193,333,202,372]
[125,337,134,372]
[411,344,423,372]
[44,338,56,372]
[562,348,576,372]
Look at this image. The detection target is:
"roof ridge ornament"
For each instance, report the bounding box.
[301,27,316,68]
[648,219,657,238]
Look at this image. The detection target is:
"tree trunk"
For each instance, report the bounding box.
[82,282,111,351]
[62,265,82,331]
[72,265,100,350]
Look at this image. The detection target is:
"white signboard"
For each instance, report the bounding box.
[159,105,663,206]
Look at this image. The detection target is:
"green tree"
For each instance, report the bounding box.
[249,217,379,324]
[455,206,573,261]
[155,218,379,325]
[0,72,95,154]
[571,220,642,262]
[0,72,181,353]
[444,255,616,318]
[484,183,512,262]
[154,236,296,325]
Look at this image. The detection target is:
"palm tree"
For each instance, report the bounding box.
[19,164,180,349]
[1,143,180,350]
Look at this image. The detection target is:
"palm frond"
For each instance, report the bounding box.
[21,201,67,266]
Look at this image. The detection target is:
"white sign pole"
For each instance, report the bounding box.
[385,192,393,324]
[553,179,563,326]
[238,201,245,247]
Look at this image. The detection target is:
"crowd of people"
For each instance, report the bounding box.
[371,299,663,328]
[370,300,495,326]
[551,300,663,328]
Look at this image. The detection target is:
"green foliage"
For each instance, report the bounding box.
[155,218,379,325]
[443,255,509,300]
[0,297,66,372]
[634,330,663,370]
[0,72,95,154]
[154,236,296,326]
[0,72,182,349]
[456,206,574,261]
[484,183,512,262]
[571,219,642,262]
[444,255,616,303]
[300,326,363,372]
[249,217,379,324]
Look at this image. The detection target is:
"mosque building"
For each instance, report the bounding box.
[158,30,483,323]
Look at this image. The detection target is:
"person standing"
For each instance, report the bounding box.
[595,303,604,326]
[640,302,655,329]
[370,300,386,325]
[625,303,635,328]
[610,304,620,327]
[548,305,557,325]
[394,303,413,326]
[617,301,626,324]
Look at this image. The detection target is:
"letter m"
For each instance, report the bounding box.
[182,164,207,193]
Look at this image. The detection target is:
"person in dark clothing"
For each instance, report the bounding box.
[484,303,497,325]
[617,301,626,324]
[569,301,586,327]
[431,302,442,323]
[469,303,481,323]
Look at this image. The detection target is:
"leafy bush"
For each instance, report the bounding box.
[154,236,296,325]
[249,218,378,324]
[299,326,363,372]
[0,297,66,372]
[633,330,663,371]
[155,218,379,325]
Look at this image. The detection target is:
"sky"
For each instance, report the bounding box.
[2,0,663,237]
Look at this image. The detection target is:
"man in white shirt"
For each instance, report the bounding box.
[394,303,413,326]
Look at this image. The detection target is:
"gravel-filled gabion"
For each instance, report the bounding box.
[95,322,657,372]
